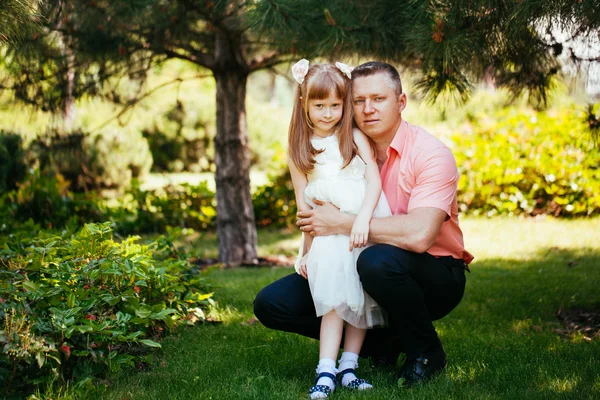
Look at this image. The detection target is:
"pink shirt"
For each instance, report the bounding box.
[380,120,474,264]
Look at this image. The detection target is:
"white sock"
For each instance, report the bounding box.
[310,358,337,399]
[338,352,372,390]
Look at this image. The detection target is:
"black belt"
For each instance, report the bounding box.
[439,256,471,273]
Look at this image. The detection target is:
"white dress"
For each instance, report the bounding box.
[294,134,391,329]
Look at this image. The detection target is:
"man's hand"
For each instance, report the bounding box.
[297,200,351,237]
[298,254,308,279]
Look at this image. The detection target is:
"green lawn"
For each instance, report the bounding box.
[100,217,600,399]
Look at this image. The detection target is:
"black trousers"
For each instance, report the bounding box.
[253,244,467,359]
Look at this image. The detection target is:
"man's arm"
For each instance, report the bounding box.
[298,143,458,254]
[297,203,446,253]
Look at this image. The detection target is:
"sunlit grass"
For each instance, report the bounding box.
[97,217,600,400]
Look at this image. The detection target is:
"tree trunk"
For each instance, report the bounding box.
[61,35,76,131]
[56,1,76,132]
[213,29,258,266]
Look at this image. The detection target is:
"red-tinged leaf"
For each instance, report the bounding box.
[60,344,71,357]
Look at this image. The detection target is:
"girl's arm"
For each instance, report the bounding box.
[288,156,314,256]
[351,129,382,250]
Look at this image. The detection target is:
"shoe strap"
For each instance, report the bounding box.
[314,371,336,384]
[337,368,356,377]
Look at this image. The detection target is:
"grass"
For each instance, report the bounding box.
[98,217,600,399]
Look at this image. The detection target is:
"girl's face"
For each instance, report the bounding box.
[307,92,344,138]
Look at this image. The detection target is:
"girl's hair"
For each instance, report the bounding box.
[288,63,356,174]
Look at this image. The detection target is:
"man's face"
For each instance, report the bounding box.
[352,73,406,142]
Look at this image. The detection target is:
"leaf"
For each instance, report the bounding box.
[67,292,76,308]
[139,339,161,348]
[22,280,39,292]
[150,308,177,320]
[35,352,45,368]
[135,307,152,319]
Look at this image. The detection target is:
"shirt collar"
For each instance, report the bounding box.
[386,119,409,158]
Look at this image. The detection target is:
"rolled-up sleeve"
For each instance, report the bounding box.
[407,147,458,217]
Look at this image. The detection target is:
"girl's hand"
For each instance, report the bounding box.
[350,215,370,250]
[299,254,308,279]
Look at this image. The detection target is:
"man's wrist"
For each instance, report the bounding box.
[341,212,355,235]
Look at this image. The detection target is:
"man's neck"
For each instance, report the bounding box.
[374,117,403,169]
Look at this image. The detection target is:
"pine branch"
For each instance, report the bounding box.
[163,48,215,70]
[248,50,281,71]
[91,72,211,132]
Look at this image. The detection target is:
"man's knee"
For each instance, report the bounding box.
[357,244,411,289]
[253,286,277,328]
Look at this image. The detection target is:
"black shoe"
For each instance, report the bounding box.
[396,348,447,386]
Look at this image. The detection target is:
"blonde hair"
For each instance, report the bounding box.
[288,63,356,174]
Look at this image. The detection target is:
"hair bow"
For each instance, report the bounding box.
[335,62,354,79]
[291,59,310,84]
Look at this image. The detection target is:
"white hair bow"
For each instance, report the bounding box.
[291,59,310,84]
[335,62,353,79]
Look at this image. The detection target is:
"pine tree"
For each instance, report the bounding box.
[252,0,600,108]
[0,0,43,45]
[1,1,599,265]
[0,1,295,266]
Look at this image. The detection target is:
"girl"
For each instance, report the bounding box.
[288,59,391,399]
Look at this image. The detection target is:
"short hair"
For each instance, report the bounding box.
[351,61,403,96]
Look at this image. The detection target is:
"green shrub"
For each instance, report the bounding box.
[0,170,105,230]
[0,131,27,192]
[111,181,217,234]
[143,128,213,173]
[142,100,215,173]
[452,106,600,217]
[0,223,213,396]
[253,170,296,229]
[30,130,153,192]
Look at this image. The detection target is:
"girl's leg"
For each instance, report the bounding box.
[342,323,366,354]
[338,324,373,390]
[320,311,345,360]
[310,311,344,399]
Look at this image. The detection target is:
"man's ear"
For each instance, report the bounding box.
[398,93,407,114]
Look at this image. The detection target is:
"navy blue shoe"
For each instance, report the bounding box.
[308,371,336,398]
[337,368,373,390]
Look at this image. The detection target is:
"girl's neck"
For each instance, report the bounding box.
[312,129,336,139]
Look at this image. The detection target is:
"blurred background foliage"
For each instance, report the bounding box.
[1,61,598,234]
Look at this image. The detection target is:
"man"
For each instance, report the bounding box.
[254,61,473,385]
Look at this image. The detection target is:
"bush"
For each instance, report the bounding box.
[452,106,600,217]
[0,223,213,397]
[0,170,105,230]
[0,131,27,192]
[143,100,215,173]
[253,170,296,229]
[143,128,213,173]
[110,181,217,234]
[30,129,153,192]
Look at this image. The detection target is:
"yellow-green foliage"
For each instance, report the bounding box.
[30,129,152,192]
[452,106,600,217]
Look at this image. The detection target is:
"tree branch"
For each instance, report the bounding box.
[163,48,214,70]
[91,73,212,132]
[248,50,282,71]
